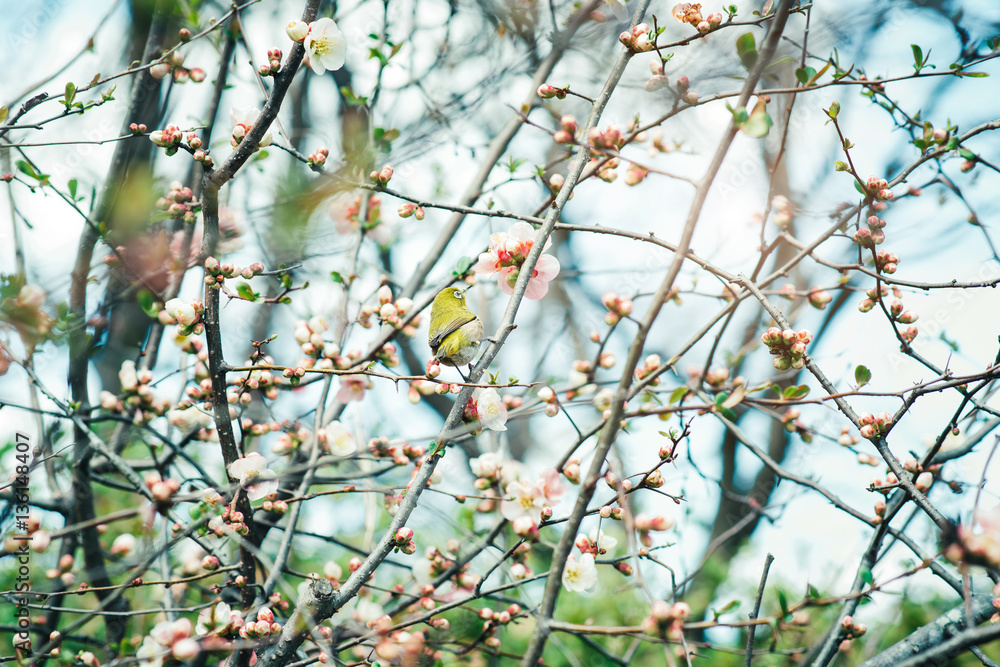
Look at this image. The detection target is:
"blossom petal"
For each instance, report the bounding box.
[534,253,561,281]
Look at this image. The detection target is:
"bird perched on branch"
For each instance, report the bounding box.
[428,285,484,380]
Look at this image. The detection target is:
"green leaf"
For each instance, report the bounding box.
[861,567,873,587]
[853,179,867,195]
[453,256,473,277]
[834,161,850,172]
[0,106,7,124]
[330,271,343,283]
[736,32,758,71]
[808,584,821,599]
[854,365,871,388]
[720,407,738,421]
[68,178,78,200]
[64,81,77,106]
[740,105,772,137]
[911,44,923,70]
[668,386,688,405]
[777,588,789,617]
[236,282,259,301]
[712,599,740,620]
[794,67,816,84]
[826,101,840,119]
[783,384,810,399]
[508,376,519,384]
[959,148,976,160]
[136,289,159,318]
[958,71,989,77]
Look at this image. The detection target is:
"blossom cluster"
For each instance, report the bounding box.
[474,222,561,300]
[156,181,201,223]
[99,360,170,424]
[761,327,813,371]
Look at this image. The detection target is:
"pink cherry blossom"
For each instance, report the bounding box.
[336,374,370,403]
[474,222,560,300]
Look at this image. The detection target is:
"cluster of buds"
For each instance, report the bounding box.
[589,125,624,151]
[865,175,894,202]
[259,48,283,77]
[553,114,577,143]
[272,424,319,456]
[149,124,184,154]
[536,386,560,416]
[397,202,425,219]
[704,367,730,387]
[211,506,250,537]
[772,194,794,228]
[854,214,887,248]
[840,615,868,639]
[204,256,265,287]
[624,163,649,186]
[601,291,633,325]
[537,83,568,99]
[100,360,170,423]
[634,512,674,546]
[369,436,424,465]
[857,285,889,313]
[634,353,663,385]
[239,607,282,640]
[807,287,833,310]
[761,327,813,371]
[875,250,899,274]
[888,299,919,325]
[376,342,401,368]
[641,600,690,641]
[393,527,417,554]
[159,298,204,336]
[156,181,200,222]
[645,60,670,92]
[857,411,892,440]
[370,164,394,186]
[235,364,280,405]
[150,51,205,84]
[838,426,860,448]
[374,285,419,332]
[595,156,620,183]
[128,122,148,136]
[676,75,698,104]
[480,603,524,633]
[307,146,329,168]
[145,472,181,504]
[619,22,654,52]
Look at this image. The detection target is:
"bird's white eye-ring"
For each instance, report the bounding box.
[453,289,463,299]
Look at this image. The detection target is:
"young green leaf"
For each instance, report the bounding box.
[855,365,872,388]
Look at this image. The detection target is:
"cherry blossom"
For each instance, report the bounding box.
[230,106,272,148]
[227,452,279,501]
[196,601,234,636]
[474,222,560,300]
[325,421,357,457]
[303,18,347,74]
[473,387,508,431]
[336,374,370,403]
[604,0,629,20]
[562,553,597,592]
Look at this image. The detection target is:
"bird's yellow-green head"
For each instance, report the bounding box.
[431,284,472,317]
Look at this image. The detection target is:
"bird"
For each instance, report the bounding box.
[428,285,484,380]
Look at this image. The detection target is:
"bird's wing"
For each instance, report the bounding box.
[429,313,476,351]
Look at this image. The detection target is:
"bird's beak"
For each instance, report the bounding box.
[460,285,473,295]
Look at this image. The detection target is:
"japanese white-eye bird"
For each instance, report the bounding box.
[428,285,484,375]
